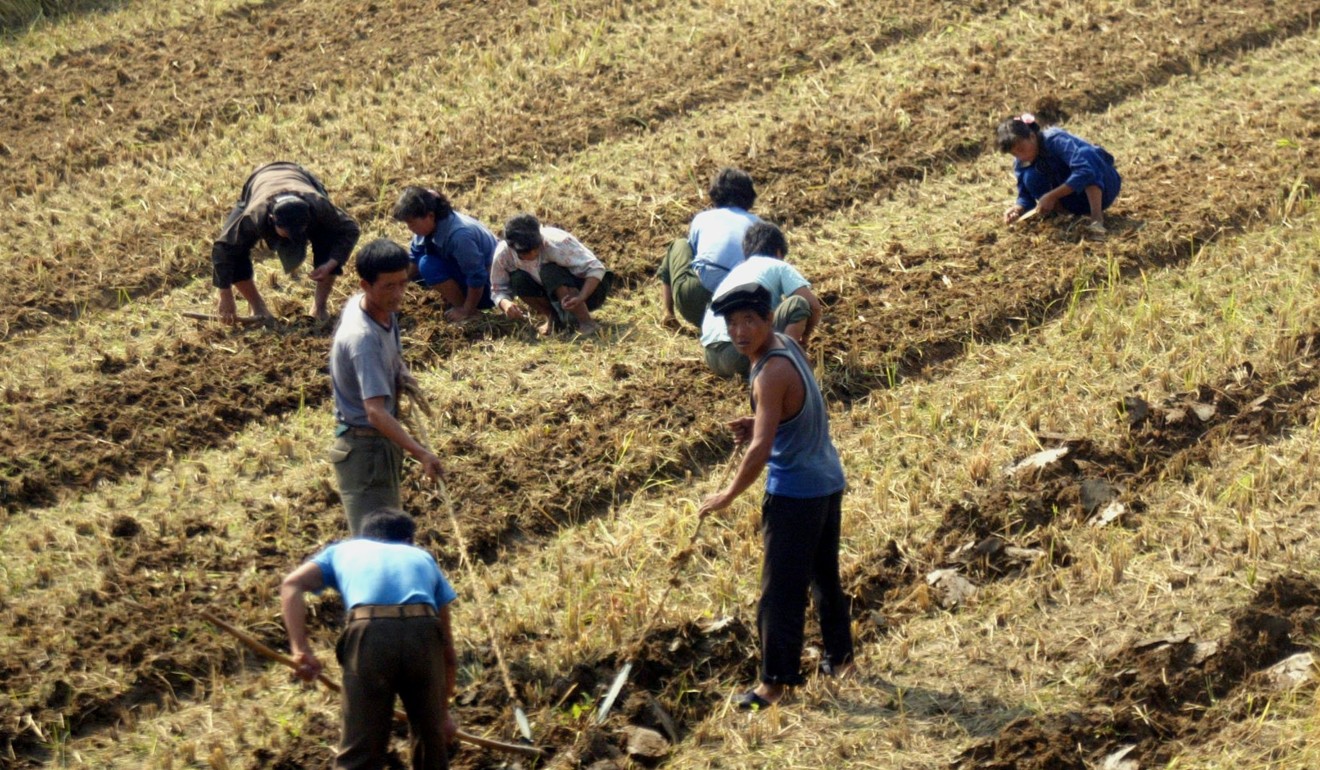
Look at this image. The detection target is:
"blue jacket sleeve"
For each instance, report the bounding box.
[1014,167,1036,209]
[447,229,493,289]
[1051,131,1106,192]
[408,236,426,264]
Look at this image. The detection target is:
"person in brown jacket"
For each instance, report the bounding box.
[211,162,361,323]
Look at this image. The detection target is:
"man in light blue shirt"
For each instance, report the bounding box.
[701,222,821,378]
[657,168,760,328]
[282,508,459,769]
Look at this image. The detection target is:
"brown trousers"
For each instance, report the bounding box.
[335,616,449,770]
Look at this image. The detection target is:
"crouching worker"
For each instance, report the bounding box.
[698,284,853,711]
[998,113,1121,234]
[657,167,760,329]
[281,508,459,770]
[701,222,821,379]
[492,213,613,336]
[392,186,498,324]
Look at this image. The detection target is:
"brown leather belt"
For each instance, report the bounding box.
[347,604,437,622]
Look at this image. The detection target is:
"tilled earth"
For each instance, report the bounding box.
[2,0,1319,767]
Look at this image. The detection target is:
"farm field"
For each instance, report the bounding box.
[1,0,1318,768]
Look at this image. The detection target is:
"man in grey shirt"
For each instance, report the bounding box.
[329,239,443,534]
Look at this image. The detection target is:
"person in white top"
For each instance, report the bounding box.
[491,213,613,336]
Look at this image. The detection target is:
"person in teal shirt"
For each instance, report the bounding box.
[700,222,822,378]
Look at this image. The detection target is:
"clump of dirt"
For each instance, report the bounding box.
[955,574,1320,770]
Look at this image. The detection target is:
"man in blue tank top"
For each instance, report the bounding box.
[698,283,853,711]
[281,509,459,769]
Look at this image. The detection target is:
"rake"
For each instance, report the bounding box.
[403,382,535,744]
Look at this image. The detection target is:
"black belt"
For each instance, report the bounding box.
[338,425,382,438]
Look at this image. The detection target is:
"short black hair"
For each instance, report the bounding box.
[710,282,772,320]
[359,508,417,543]
[708,167,756,210]
[354,238,410,284]
[503,213,544,253]
[742,221,788,259]
[995,116,1041,153]
[392,186,454,222]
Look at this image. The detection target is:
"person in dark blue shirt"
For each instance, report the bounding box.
[997,113,1122,234]
[392,187,498,323]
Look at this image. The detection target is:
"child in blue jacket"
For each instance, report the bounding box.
[997,113,1121,234]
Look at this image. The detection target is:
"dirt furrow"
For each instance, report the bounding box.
[5,0,1313,334]
[953,575,1320,770]
[0,0,948,334]
[842,328,1320,651]
[4,7,1314,521]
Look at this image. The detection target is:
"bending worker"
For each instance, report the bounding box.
[211,161,360,323]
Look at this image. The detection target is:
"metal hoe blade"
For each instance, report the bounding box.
[594,661,633,724]
[514,705,533,743]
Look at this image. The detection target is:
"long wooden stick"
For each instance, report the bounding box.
[401,386,534,742]
[435,480,535,743]
[199,609,545,759]
[181,311,272,325]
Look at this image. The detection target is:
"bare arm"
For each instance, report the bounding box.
[280,562,326,681]
[698,358,792,514]
[363,396,443,479]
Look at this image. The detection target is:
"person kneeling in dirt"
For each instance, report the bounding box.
[701,222,821,379]
[392,186,498,324]
[491,213,614,336]
[281,508,459,770]
[998,113,1122,235]
[698,283,853,710]
[330,239,443,535]
[211,161,361,323]
[657,167,761,329]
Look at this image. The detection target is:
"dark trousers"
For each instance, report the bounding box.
[509,263,613,310]
[336,616,449,770]
[758,490,853,685]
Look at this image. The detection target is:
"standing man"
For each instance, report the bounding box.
[212,161,361,323]
[701,222,822,379]
[657,167,760,328]
[282,508,460,770]
[698,283,853,711]
[491,213,613,336]
[329,239,443,535]
[392,186,498,324]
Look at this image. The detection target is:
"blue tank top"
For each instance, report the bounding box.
[749,334,846,498]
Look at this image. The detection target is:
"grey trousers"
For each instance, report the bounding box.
[329,432,403,535]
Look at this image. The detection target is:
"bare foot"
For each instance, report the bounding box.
[660,315,682,331]
[576,319,600,336]
[536,319,557,336]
